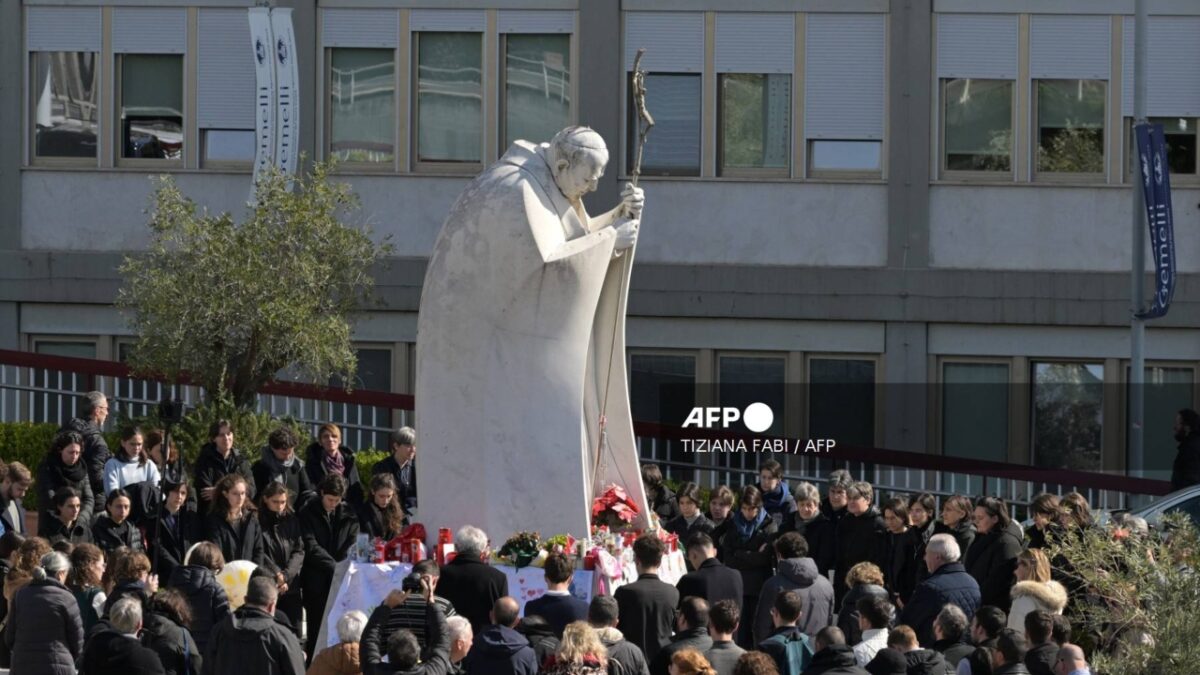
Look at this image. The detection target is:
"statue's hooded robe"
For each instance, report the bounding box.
[415,140,652,539]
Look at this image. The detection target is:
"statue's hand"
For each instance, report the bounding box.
[620,183,645,220]
[614,218,640,251]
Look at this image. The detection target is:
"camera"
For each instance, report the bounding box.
[157,398,188,425]
[401,573,423,593]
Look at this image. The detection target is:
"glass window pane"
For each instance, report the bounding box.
[34,52,98,159]
[1131,366,1194,482]
[720,73,790,172]
[203,129,255,163]
[1036,79,1105,173]
[944,78,1012,171]
[121,54,183,159]
[628,74,701,176]
[942,363,1009,461]
[504,34,570,147]
[1154,117,1197,175]
[417,33,482,163]
[1032,362,1104,470]
[718,356,785,436]
[808,359,875,446]
[330,48,395,164]
[630,354,696,475]
[810,141,881,171]
[330,348,392,451]
[33,341,97,425]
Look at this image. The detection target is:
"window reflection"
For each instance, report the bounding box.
[330,48,395,164]
[121,54,184,160]
[34,52,98,159]
[504,34,570,147]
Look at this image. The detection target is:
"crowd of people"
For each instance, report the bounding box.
[0,390,1144,675]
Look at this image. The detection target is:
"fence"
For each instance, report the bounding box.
[0,349,1174,513]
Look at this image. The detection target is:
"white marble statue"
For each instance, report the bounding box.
[415,126,652,540]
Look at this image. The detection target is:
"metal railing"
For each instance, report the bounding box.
[0,349,1174,514]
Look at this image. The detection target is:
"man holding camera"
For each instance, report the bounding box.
[362,573,454,675]
[373,560,457,657]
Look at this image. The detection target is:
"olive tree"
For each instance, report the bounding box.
[117,162,392,408]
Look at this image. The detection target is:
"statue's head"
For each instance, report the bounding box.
[548,126,609,202]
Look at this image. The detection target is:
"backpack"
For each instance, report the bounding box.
[762,631,814,675]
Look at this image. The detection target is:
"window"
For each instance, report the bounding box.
[808,358,875,446]
[1032,361,1103,470]
[416,32,483,165]
[808,141,882,173]
[719,74,790,175]
[627,74,701,176]
[203,130,256,164]
[32,52,98,160]
[119,54,183,160]
[943,79,1013,173]
[32,339,98,425]
[1130,365,1194,482]
[330,347,393,451]
[718,355,785,437]
[1126,117,1198,178]
[329,48,395,165]
[942,362,1009,461]
[1036,79,1105,175]
[503,34,570,147]
[629,353,696,475]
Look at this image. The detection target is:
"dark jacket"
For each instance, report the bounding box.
[250,448,315,510]
[298,499,359,588]
[835,509,886,601]
[166,565,231,657]
[0,492,28,537]
[649,627,712,675]
[663,513,715,547]
[614,573,680,665]
[904,649,951,675]
[92,515,145,554]
[1023,642,1057,675]
[898,562,981,648]
[931,521,975,562]
[438,554,509,634]
[719,514,780,597]
[911,520,937,588]
[524,593,589,638]
[257,509,305,589]
[39,512,93,546]
[704,639,746,675]
[82,629,167,675]
[1172,433,1200,491]
[758,625,814,675]
[516,618,560,666]
[756,557,835,643]
[141,609,203,675]
[203,512,264,564]
[364,601,455,675]
[145,507,199,582]
[931,639,974,668]
[37,452,95,527]
[201,605,305,675]
[992,664,1031,675]
[792,512,837,579]
[597,627,650,675]
[357,499,404,541]
[103,579,152,616]
[193,443,256,514]
[819,498,848,530]
[837,584,888,646]
[882,529,920,606]
[676,557,744,611]
[4,577,84,675]
[372,454,418,515]
[646,484,679,523]
[803,645,869,675]
[462,624,538,675]
[964,522,1023,612]
[304,442,365,506]
[865,648,907,675]
[62,416,110,513]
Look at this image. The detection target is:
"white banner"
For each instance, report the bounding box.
[248,7,276,187]
[270,8,299,178]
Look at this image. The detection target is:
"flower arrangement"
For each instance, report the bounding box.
[543,534,578,555]
[496,530,541,569]
[592,484,640,529]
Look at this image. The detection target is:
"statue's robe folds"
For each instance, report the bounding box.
[415,141,652,540]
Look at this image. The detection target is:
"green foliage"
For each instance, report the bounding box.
[355,449,389,478]
[1038,124,1105,174]
[117,160,394,409]
[1051,513,1200,674]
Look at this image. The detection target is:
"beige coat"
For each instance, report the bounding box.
[1008,579,1068,631]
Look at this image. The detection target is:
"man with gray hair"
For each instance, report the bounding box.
[81,596,165,674]
[309,609,370,674]
[446,616,474,668]
[374,426,418,516]
[60,390,111,513]
[203,577,305,675]
[438,526,508,633]
[932,604,975,667]
[900,533,981,647]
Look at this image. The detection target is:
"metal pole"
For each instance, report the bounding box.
[1129,0,1148,479]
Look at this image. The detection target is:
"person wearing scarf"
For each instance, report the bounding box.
[756,459,797,531]
[304,423,365,507]
[718,485,778,648]
[251,427,316,511]
[37,431,95,529]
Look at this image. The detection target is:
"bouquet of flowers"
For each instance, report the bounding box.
[592,484,640,530]
[496,530,541,569]
[543,534,578,556]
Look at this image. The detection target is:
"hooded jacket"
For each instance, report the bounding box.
[61,416,110,513]
[4,577,84,675]
[309,642,362,675]
[201,605,305,675]
[755,557,835,643]
[1007,580,1067,631]
[305,442,365,506]
[516,617,560,666]
[166,565,230,657]
[141,609,203,675]
[193,443,256,513]
[82,629,167,675]
[251,447,315,510]
[964,521,1023,611]
[462,624,538,675]
[1023,642,1058,675]
[931,639,973,669]
[904,649,951,675]
[805,645,871,675]
[36,450,95,527]
[596,626,650,675]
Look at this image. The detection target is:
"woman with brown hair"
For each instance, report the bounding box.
[103,426,161,494]
[733,651,780,675]
[103,550,157,615]
[837,562,889,645]
[67,543,106,633]
[670,648,716,675]
[202,473,264,564]
[542,621,608,674]
[932,495,976,557]
[166,541,230,659]
[965,496,1023,612]
[304,422,365,506]
[1008,548,1067,631]
[1026,493,1065,550]
[257,481,305,635]
[36,431,94,531]
[357,473,405,541]
[146,429,193,506]
[91,488,146,554]
[141,587,202,675]
[719,485,779,647]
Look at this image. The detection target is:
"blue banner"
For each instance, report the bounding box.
[1134,123,1177,319]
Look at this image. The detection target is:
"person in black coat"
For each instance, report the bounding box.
[718,485,778,649]
[706,485,736,554]
[649,596,713,675]
[806,627,869,675]
[663,482,715,552]
[964,497,1023,613]
[202,474,264,565]
[907,493,937,589]
[1172,408,1200,491]
[756,459,797,531]
[141,588,203,675]
[523,553,587,638]
[834,482,886,607]
[880,498,919,607]
[145,481,198,582]
[166,542,230,660]
[298,473,360,658]
[192,420,256,515]
[516,615,560,665]
[82,595,167,675]
[304,423,365,506]
[614,534,680,665]
[93,489,146,554]
[838,563,889,646]
[438,525,509,634]
[37,431,95,529]
[255,482,305,636]
[676,532,743,610]
[0,463,32,537]
[819,469,853,529]
[793,482,837,579]
[250,427,315,511]
[932,496,976,562]
[641,464,679,524]
[358,473,407,541]
[372,426,418,517]
[146,430,195,512]
[899,535,982,647]
[40,488,93,547]
[60,391,111,515]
